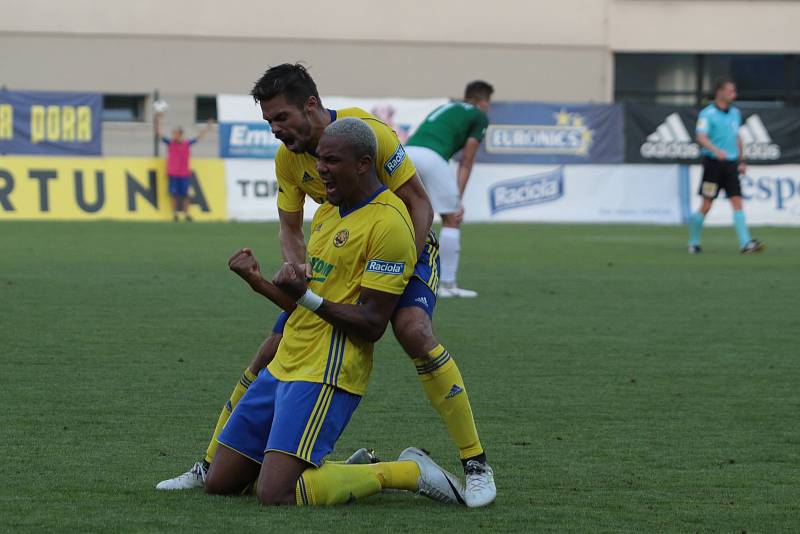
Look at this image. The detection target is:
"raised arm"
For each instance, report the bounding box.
[195,118,214,142]
[155,112,165,139]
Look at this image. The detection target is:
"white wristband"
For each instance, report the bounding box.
[296,289,323,311]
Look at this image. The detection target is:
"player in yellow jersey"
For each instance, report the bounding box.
[203,118,466,506]
[156,64,494,507]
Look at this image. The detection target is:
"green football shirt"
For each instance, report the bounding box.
[407,101,489,160]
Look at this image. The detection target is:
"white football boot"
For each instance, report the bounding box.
[398,447,465,505]
[155,461,208,490]
[464,459,496,507]
[438,284,478,298]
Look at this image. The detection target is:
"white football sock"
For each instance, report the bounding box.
[439,227,460,286]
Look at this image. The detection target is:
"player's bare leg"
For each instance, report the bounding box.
[438,210,476,297]
[204,445,261,495]
[181,195,192,222]
[391,305,495,507]
[170,195,179,222]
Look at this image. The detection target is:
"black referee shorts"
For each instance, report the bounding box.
[699,156,741,199]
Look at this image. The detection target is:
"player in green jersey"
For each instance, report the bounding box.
[406,81,493,297]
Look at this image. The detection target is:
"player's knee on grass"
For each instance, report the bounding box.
[249,332,282,374]
[205,447,260,495]
[257,452,307,506]
[392,306,438,360]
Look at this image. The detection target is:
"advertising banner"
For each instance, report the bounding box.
[476,103,625,164]
[689,165,800,226]
[0,90,102,156]
[224,159,320,221]
[216,94,447,158]
[625,103,800,164]
[0,157,225,221]
[461,163,682,223]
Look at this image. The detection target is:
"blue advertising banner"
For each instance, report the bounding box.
[0,90,102,156]
[218,122,281,158]
[477,102,624,164]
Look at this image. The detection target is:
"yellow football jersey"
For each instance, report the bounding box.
[275,108,417,212]
[267,186,417,396]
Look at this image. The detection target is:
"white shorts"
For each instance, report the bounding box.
[406,145,460,214]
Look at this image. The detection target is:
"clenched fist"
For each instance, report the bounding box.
[273,262,308,300]
[228,248,262,286]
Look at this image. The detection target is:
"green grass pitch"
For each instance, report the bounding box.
[1,221,798,533]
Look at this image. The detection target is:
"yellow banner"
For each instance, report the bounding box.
[0,157,226,221]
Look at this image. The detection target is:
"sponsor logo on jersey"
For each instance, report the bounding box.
[641,113,780,161]
[485,109,593,156]
[384,144,406,175]
[309,256,335,283]
[489,167,564,214]
[365,259,405,275]
[333,229,349,247]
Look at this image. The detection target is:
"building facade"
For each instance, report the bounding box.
[2,0,799,155]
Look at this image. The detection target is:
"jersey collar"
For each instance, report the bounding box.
[339,185,387,218]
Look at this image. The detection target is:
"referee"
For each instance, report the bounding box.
[687,77,764,254]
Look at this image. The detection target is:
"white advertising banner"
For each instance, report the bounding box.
[217,94,447,158]
[224,159,320,221]
[461,164,683,223]
[689,165,800,226]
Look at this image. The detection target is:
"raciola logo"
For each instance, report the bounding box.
[488,167,564,214]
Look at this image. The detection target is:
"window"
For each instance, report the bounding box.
[615,54,697,104]
[195,95,217,122]
[615,53,800,106]
[103,94,145,122]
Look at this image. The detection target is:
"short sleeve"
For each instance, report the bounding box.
[189,138,198,145]
[369,120,417,192]
[696,109,710,135]
[161,137,170,145]
[360,208,416,295]
[468,111,490,142]
[275,146,305,213]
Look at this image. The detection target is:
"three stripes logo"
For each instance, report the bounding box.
[739,115,781,160]
[640,113,700,159]
[640,113,781,161]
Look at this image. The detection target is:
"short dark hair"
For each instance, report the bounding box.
[251,63,321,108]
[714,76,735,94]
[465,80,494,101]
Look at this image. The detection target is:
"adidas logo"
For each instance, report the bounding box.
[641,113,781,161]
[414,296,428,307]
[739,115,781,160]
[445,384,463,399]
[641,113,700,159]
[302,172,314,183]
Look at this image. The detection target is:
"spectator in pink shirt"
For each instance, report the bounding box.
[155,112,213,221]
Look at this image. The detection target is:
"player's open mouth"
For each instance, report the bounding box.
[324,181,337,196]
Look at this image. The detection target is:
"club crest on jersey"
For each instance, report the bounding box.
[366,259,405,275]
[384,144,406,175]
[302,172,314,183]
[333,229,349,247]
